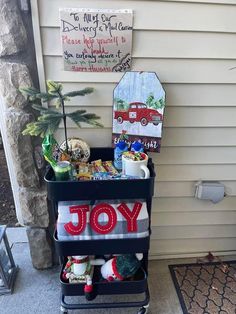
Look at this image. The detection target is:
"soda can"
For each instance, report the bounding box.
[53,161,72,181]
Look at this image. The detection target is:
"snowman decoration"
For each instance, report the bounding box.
[101,254,143,281]
[62,255,105,300]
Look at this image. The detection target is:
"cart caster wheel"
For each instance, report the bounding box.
[60,306,68,314]
[137,304,149,314]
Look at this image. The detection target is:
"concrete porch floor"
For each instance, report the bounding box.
[2,227,231,314]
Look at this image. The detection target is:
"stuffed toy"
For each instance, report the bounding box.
[62,255,105,300]
[101,254,143,281]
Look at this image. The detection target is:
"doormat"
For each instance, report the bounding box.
[169,261,236,314]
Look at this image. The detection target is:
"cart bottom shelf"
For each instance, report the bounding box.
[60,288,150,313]
[60,258,150,313]
[60,263,147,296]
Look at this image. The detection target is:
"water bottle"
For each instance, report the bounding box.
[114,141,128,170]
[131,141,144,153]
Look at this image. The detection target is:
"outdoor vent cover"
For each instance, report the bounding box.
[195,181,225,203]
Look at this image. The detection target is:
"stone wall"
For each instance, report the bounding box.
[0,0,53,269]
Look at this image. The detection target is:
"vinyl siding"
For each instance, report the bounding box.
[31,0,236,258]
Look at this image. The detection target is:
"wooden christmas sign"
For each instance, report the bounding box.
[112,71,166,152]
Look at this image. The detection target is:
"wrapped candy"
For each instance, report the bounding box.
[92,159,107,173]
[122,151,147,161]
[77,162,92,181]
[103,161,119,175]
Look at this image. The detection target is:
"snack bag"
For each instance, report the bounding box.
[42,135,59,167]
[103,161,119,175]
[42,135,70,167]
[77,162,92,181]
[92,159,107,173]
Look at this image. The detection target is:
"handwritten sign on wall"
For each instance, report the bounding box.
[59,8,133,72]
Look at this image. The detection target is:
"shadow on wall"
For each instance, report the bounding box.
[0,131,17,226]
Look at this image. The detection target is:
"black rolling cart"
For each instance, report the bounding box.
[45,148,155,314]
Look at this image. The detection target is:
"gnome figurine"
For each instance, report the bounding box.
[101,254,143,281]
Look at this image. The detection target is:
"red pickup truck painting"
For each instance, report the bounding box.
[114,102,163,126]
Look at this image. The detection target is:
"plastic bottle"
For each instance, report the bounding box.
[131,141,144,153]
[114,141,128,170]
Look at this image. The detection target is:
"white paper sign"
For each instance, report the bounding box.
[59,8,133,72]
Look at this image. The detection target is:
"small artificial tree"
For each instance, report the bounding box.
[20,81,103,153]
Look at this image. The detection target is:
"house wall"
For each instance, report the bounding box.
[31,0,236,258]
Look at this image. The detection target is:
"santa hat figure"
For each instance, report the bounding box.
[101,254,143,281]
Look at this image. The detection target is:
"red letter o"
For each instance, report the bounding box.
[90,203,117,234]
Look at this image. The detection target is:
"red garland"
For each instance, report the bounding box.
[71,256,89,264]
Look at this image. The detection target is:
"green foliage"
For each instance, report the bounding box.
[31,104,61,115]
[19,87,57,102]
[22,118,61,137]
[146,93,165,109]
[114,97,129,110]
[120,130,129,141]
[68,110,103,128]
[64,87,94,98]
[20,81,103,138]
[19,86,40,100]
[46,80,62,95]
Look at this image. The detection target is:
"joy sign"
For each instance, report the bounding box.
[57,200,149,240]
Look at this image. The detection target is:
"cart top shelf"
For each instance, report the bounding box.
[44,147,155,201]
